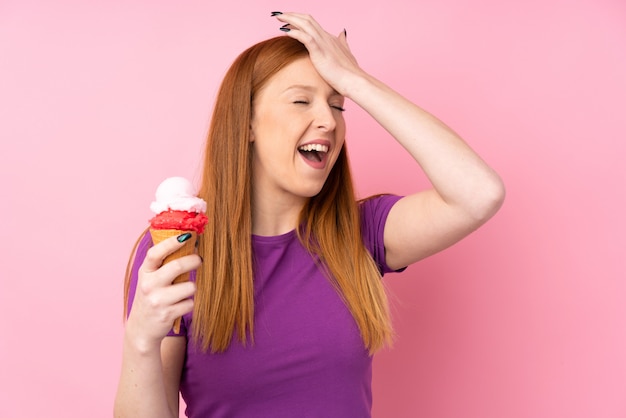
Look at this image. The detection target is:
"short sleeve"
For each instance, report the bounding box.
[126,231,189,337]
[359,194,407,276]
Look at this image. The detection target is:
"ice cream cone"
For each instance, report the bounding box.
[149,228,197,333]
[148,177,208,334]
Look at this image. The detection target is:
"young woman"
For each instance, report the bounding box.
[114,12,505,418]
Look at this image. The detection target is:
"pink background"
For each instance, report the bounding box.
[1,0,625,417]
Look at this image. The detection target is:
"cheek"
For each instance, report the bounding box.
[335,116,346,135]
[336,122,347,147]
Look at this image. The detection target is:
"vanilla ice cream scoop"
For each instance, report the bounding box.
[149,176,207,214]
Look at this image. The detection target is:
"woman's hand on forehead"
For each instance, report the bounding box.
[271,12,364,97]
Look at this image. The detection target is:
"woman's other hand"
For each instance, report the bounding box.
[125,233,200,352]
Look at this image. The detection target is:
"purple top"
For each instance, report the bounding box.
[128,194,404,417]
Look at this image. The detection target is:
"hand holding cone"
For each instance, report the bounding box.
[148,177,208,334]
[149,229,199,333]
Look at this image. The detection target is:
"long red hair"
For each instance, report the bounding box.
[125,36,392,354]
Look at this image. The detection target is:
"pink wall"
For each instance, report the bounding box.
[1,0,624,417]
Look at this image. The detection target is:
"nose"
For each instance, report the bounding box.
[313,102,337,132]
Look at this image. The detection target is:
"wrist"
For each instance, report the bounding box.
[340,70,378,102]
[124,326,163,356]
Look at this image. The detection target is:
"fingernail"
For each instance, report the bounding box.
[177,232,192,243]
[280,24,290,32]
[344,28,347,38]
[271,11,282,16]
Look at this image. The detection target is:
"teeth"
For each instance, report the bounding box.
[298,144,329,153]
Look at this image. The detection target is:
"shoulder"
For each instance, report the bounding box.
[358,194,403,221]
[358,194,405,275]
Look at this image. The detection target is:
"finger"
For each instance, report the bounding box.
[128,288,194,333]
[146,280,197,308]
[338,28,351,50]
[276,21,320,56]
[152,253,202,286]
[136,279,196,316]
[169,297,195,320]
[140,233,195,274]
[339,28,347,42]
[274,13,326,38]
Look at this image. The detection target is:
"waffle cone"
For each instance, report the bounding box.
[149,228,197,334]
[149,228,197,284]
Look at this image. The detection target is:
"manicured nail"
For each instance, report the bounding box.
[177,232,192,243]
[280,24,290,32]
[271,11,282,16]
[343,28,347,38]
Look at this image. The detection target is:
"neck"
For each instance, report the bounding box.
[251,190,307,236]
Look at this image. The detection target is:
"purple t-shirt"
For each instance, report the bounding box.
[128,194,404,417]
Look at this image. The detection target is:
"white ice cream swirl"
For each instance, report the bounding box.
[149,176,207,214]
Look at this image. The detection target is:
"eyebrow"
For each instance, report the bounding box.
[282,84,342,96]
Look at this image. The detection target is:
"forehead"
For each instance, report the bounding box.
[258,57,337,97]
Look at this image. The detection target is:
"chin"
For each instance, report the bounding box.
[298,184,325,198]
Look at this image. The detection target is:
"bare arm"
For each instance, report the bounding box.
[276,13,505,269]
[114,236,200,417]
[345,74,505,269]
[114,337,186,418]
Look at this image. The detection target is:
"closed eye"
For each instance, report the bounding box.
[293,100,344,112]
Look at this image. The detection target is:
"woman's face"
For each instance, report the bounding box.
[250,57,346,204]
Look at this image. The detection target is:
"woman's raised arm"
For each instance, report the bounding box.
[275,13,505,269]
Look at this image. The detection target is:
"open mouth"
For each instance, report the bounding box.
[298,143,329,163]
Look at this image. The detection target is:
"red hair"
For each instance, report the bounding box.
[125,36,392,354]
